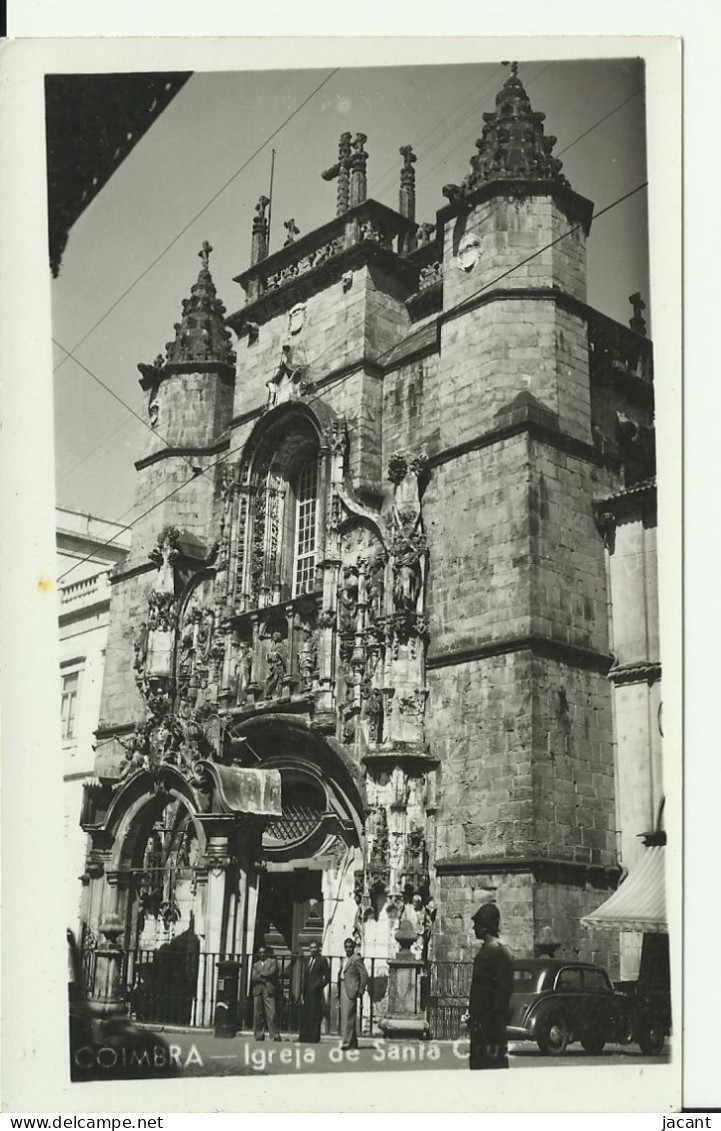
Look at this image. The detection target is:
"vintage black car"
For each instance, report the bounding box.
[507,958,633,1055]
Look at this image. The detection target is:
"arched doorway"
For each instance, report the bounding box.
[225,712,365,960]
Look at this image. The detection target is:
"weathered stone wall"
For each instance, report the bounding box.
[97,449,224,742]
[434,869,619,970]
[442,194,587,311]
[427,652,614,861]
[141,371,234,457]
[382,349,441,463]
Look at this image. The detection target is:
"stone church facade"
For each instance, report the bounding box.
[80,68,658,977]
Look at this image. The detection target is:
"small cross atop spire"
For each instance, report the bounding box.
[629,292,647,336]
[198,241,213,270]
[283,218,300,246]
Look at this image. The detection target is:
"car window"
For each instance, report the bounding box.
[556,968,583,992]
[512,967,538,991]
[582,967,611,993]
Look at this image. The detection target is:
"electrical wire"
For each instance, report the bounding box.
[56,68,640,488]
[53,337,200,476]
[56,176,648,586]
[52,68,340,375]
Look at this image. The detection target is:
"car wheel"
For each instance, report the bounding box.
[638,1016,666,1056]
[536,1014,570,1056]
[580,1031,606,1055]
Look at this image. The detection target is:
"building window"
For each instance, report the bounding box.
[293,457,318,596]
[61,670,79,740]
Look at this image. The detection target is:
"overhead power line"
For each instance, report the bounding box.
[56,176,648,586]
[53,68,340,375]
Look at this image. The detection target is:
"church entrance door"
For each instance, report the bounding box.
[252,869,324,1031]
[254,869,324,957]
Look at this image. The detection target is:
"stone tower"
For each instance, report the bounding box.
[423,65,621,958]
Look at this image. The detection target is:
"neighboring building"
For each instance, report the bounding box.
[79,67,662,1006]
[57,507,130,931]
[583,476,666,982]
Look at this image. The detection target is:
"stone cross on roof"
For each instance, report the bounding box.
[322,131,353,216]
[283,218,300,246]
[629,292,647,336]
[198,241,213,270]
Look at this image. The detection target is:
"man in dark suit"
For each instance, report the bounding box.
[251,946,280,1041]
[297,940,330,1043]
[338,937,368,1050]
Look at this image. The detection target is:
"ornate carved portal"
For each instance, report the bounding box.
[119,417,436,961]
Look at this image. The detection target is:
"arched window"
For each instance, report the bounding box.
[293,456,318,596]
[246,419,322,607]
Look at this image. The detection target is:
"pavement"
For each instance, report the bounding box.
[132,1027,672,1077]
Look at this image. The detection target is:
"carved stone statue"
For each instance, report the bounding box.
[338,566,359,633]
[116,730,149,786]
[264,632,287,699]
[392,534,424,613]
[235,642,252,705]
[297,627,318,692]
[366,687,384,744]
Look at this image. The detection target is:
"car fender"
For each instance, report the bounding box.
[525,1000,572,1041]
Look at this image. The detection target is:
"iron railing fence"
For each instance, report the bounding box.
[81,948,427,1036]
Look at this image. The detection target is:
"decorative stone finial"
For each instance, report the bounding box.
[399,145,417,252]
[465,65,569,189]
[251,195,271,268]
[349,132,369,208]
[160,249,236,368]
[629,292,647,336]
[322,131,353,216]
[254,196,270,227]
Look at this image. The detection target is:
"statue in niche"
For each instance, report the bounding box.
[133,622,149,677]
[235,642,252,705]
[391,534,424,613]
[366,687,384,744]
[149,527,180,593]
[405,894,427,960]
[364,551,386,622]
[265,342,311,408]
[264,632,287,699]
[297,625,318,692]
[338,566,359,634]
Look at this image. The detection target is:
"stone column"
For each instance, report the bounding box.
[349,133,368,208]
[398,145,417,253]
[378,919,429,1038]
[87,913,126,1019]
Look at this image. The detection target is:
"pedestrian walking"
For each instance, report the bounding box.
[251,945,280,1041]
[465,902,514,1069]
[298,940,330,1043]
[338,937,368,1050]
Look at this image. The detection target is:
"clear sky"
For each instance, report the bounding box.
[51,57,648,526]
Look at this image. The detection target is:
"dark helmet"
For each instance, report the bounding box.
[472,902,501,936]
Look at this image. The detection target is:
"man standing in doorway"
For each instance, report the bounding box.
[466,902,514,1069]
[251,945,280,1042]
[338,937,368,1050]
[298,940,330,1043]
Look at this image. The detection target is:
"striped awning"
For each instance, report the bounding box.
[582,846,667,933]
